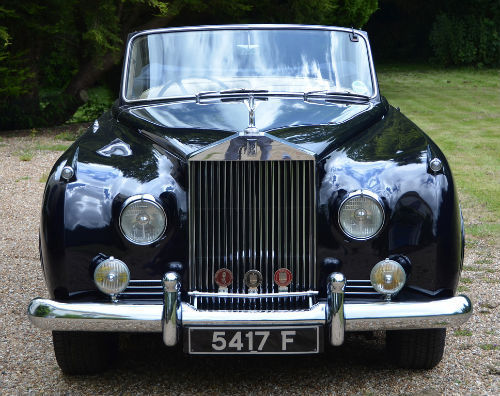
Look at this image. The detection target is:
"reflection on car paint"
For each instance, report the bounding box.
[97,138,132,157]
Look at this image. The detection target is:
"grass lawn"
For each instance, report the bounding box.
[377,65,500,246]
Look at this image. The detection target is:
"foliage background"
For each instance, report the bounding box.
[0,0,498,131]
[365,0,500,66]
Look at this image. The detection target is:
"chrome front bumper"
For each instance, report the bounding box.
[28,272,472,347]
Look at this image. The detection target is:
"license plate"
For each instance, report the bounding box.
[186,326,322,354]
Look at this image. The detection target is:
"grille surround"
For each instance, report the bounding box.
[188,159,316,308]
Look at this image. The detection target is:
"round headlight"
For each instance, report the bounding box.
[370,259,406,295]
[120,195,166,245]
[94,257,130,295]
[338,190,384,240]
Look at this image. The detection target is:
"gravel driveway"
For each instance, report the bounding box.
[0,132,498,395]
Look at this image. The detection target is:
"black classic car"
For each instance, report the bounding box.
[28,25,472,374]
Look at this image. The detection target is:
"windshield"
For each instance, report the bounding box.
[124,28,375,101]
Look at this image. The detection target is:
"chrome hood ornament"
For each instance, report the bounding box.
[243,94,261,135]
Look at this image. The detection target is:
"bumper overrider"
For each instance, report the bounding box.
[28,272,472,349]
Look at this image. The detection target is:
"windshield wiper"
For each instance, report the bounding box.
[219,88,269,95]
[195,90,219,103]
[196,88,269,103]
[304,90,370,101]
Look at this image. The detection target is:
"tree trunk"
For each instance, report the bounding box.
[42,15,174,126]
[42,51,120,126]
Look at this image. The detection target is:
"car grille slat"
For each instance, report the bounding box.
[189,160,316,310]
[345,280,381,296]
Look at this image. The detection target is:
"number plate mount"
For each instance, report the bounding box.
[185,326,322,354]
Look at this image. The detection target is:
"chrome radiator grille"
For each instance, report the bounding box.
[189,160,316,308]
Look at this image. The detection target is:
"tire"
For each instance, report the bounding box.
[52,331,118,374]
[386,328,446,369]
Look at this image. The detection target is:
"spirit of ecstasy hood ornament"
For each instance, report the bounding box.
[243,94,261,135]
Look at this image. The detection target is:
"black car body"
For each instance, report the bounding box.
[28,25,472,374]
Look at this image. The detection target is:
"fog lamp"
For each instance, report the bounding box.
[370,258,406,297]
[94,257,130,296]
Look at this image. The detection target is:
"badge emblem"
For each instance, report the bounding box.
[274,268,292,291]
[214,268,233,293]
[244,269,262,293]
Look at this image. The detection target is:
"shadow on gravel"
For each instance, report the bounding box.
[60,332,401,392]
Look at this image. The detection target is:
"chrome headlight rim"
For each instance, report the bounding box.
[119,194,167,245]
[338,189,385,241]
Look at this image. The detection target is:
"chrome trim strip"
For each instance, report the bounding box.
[235,162,239,293]
[121,279,379,297]
[128,279,372,287]
[188,291,319,298]
[346,285,373,289]
[348,279,375,283]
[189,162,194,290]
[162,272,180,346]
[271,161,275,290]
[125,286,161,289]
[311,162,317,287]
[327,273,345,346]
[182,303,326,326]
[199,162,203,290]
[345,292,380,295]
[121,292,164,295]
[127,24,369,41]
[301,162,305,289]
[119,292,379,297]
[28,296,472,332]
[128,279,161,283]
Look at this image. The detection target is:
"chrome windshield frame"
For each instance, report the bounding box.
[120,24,379,105]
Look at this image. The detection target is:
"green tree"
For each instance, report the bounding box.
[429,0,500,66]
[365,0,500,66]
[0,0,378,130]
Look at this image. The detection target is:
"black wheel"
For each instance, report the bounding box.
[52,331,118,374]
[386,328,446,369]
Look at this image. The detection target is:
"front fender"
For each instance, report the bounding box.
[40,112,188,299]
[317,106,463,296]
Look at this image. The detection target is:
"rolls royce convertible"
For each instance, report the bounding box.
[28,25,472,374]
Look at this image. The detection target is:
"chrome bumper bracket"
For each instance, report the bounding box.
[162,272,180,346]
[327,272,346,346]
